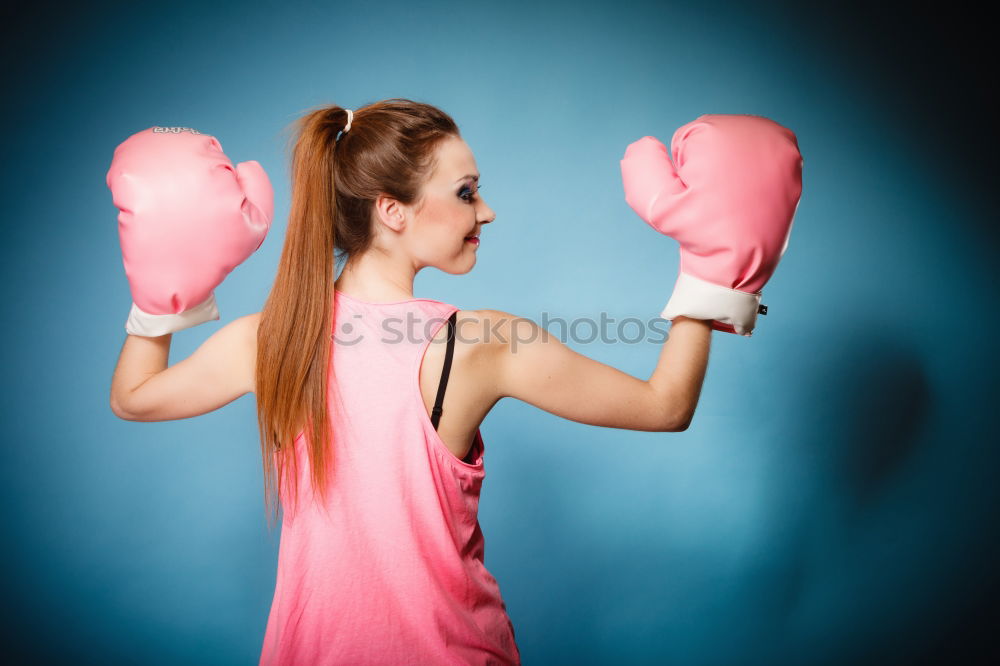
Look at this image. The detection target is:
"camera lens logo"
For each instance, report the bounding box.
[331,315,364,346]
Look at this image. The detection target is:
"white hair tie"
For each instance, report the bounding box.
[343,108,353,134]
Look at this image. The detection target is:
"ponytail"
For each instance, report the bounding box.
[255,99,460,527]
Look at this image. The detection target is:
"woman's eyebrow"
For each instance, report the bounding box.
[453,174,480,183]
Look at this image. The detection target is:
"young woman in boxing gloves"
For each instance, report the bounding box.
[108,100,802,666]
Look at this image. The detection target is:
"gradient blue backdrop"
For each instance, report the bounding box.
[2,1,996,664]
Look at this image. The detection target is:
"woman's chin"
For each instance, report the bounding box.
[434,255,477,276]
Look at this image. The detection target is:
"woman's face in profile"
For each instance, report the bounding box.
[405,135,495,274]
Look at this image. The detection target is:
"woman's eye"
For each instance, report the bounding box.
[459,184,482,202]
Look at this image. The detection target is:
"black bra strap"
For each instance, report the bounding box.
[430,311,457,430]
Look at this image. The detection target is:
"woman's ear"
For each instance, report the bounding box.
[373,193,407,233]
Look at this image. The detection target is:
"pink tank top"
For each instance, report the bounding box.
[259,290,521,665]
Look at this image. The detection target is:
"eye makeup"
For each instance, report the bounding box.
[458,182,482,203]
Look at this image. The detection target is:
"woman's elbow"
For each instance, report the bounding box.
[660,407,693,432]
[110,400,130,421]
[110,395,140,421]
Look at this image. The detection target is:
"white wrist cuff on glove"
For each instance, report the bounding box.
[661,271,762,337]
[125,293,221,337]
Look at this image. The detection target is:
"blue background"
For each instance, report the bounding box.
[2,1,996,664]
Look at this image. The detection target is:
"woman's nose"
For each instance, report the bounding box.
[478,199,496,224]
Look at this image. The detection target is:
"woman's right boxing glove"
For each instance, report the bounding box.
[106,126,274,337]
[620,114,803,336]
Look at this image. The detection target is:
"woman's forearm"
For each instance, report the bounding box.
[110,333,172,417]
[647,316,712,430]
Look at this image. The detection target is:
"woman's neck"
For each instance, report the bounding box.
[334,252,417,303]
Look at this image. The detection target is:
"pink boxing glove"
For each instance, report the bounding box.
[106,126,273,337]
[620,114,803,336]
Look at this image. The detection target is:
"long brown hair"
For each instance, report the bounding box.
[255,98,460,527]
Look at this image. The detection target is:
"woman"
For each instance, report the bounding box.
[111,98,714,665]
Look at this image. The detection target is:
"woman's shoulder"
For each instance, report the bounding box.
[245,311,263,338]
[452,308,546,354]
[239,311,263,351]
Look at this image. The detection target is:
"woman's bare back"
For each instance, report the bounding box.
[417,310,501,461]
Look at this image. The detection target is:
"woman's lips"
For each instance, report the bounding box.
[465,236,480,246]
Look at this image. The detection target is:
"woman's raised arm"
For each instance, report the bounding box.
[109,313,259,422]
[483,310,711,432]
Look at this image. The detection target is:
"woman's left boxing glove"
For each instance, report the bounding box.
[620,114,803,336]
[106,126,273,337]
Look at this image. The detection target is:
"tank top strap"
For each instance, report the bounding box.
[430,310,458,430]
